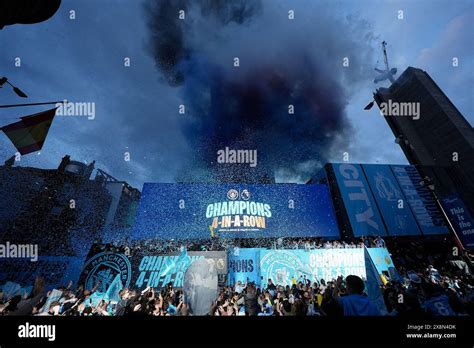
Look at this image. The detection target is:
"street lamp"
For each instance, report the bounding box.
[0,76,28,98]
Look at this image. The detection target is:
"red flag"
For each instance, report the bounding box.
[1,108,57,155]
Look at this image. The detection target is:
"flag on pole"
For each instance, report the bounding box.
[161,246,191,277]
[364,246,388,315]
[104,274,124,303]
[1,108,57,155]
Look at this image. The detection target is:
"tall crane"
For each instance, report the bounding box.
[374,41,398,84]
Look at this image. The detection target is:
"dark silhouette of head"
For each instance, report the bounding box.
[345,275,365,295]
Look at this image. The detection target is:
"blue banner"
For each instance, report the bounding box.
[362,164,421,236]
[135,254,202,289]
[332,164,387,236]
[390,166,447,235]
[79,248,396,291]
[133,183,340,240]
[441,194,474,250]
[228,248,260,286]
[79,250,227,290]
[132,251,227,289]
[259,249,366,287]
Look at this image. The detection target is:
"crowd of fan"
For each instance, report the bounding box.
[91,235,387,258]
[1,237,472,317]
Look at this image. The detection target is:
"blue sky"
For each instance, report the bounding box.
[0,0,472,189]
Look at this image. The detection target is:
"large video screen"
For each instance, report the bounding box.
[132,183,340,240]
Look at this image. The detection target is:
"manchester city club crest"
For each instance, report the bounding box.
[227,189,239,200]
[260,250,311,286]
[80,252,132,292]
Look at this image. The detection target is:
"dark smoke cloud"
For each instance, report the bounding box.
[144,0,376,183]
[144,0,262,86]
[199,0,263,24]
[144,0,188,86]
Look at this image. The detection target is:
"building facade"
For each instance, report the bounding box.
[373,67,474,214]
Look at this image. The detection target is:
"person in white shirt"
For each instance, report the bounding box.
[234,280,246,294]
[374,236,386,248]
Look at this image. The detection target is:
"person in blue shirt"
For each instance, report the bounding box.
[166,298,177,315]
[421,281,456,316]
[427,265,441,283]
[257,301,273,316]
[333,275,381,316]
